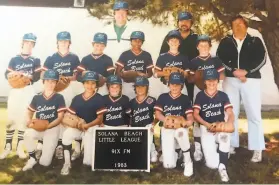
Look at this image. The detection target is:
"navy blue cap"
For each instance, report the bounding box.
[93,32,107,45]
[82,71,99,82]
[23,33,37,43]
[197,34,211,45]
[57,31,71,41]
[134,76,149,86]
[169,72,184,84]
[113,1,128,10]
[43,69,59,81]
[178,12,193,21]
[167,30,182,41]
[203,69,219,81]
[130,31,145,41]
[107,75,122,85]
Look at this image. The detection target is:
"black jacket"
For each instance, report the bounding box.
[159,30,199,61]
[216,34,266,79]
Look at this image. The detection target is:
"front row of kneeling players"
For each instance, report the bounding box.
[22,68,234,182]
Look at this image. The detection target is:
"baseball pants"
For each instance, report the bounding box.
[223,77,265,150]
[200,125,230,169]
[62,126,98,166]
[161,127,191,168]
[24,126,60,166]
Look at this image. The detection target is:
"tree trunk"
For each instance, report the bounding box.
[262,28,279,90]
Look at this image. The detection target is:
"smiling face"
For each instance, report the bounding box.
[135,85,148,96]
[57,40,70,50]
[114,9,128,25]
[197,41,211,56]
[83,81,97,94]
[22,41,35,54]
[169,83,182,95]
[131,39,143,50]
[109,84,121,97]
[178,19,192,32]
[43,79,57,92]
[92,43,106,54]
[167,38,180,50]
[205,79,218,91]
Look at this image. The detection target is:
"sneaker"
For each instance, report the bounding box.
[194,143,203,161]
[218,164,229,182]
[61,163,71,175]
[71,151,81,161]
[22,158,37,171]
[229,146,236,155]
[0,143,11,159]
[55,146,63,160]
[183,161,193,177]
[17,148,27,159]
[35,150,42,160]
[251,150,262,163]
[150,151,158,163]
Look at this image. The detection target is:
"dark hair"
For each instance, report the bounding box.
[107,83,122,96]
[197,40,212,47]
[230,15,248,28]
[133,85,149,94]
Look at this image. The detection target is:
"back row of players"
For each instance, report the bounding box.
[2,30,232,182]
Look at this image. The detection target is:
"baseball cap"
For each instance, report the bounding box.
[178,12,192,21]
[82,71,99,82]
[134,76,149,86]
[42,69,59,81]
[113,1,128,10]
[57,31,71,41]
[130,31,145,41]
[93,32,108,45]
[107,75,122,85]
[169,72,184,84]
[203,69,219,81]
[23,33,37,43]
[197,34,211,45]
[167,30,182,41]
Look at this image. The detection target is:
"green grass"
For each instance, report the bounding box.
[0,108,279,184]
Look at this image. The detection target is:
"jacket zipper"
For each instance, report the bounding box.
[229,37,239,69]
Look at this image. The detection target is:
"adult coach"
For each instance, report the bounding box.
[217,15,266,162]
[159,11,198,102]
[103,1,141,64]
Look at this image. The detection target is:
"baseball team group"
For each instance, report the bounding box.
[1,1,267,183]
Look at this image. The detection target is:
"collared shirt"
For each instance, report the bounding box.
[233,34,247,68]
[114,23,127,42]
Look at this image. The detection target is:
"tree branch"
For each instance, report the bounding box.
[209,2,231,23]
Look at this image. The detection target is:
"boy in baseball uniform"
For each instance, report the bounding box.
[42,31,80,160]
[154,72,194,177]
[115,31,154,99]
[103,75,130,127]
[188,35,225,162]
[61,71,106,175]
[22,69,66,171]
[77,33,115,95]
[1,33,41,159]
[193,69,234,182]
[127,76,158,162]
[154,30,189,95]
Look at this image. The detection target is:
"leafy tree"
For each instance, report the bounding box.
[88,0,279,89]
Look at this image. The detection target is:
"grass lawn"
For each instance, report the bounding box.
[0,107,278,184]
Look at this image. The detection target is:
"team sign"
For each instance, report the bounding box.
[92,127,150,172]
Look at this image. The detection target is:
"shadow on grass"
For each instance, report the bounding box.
[0,132,278,184]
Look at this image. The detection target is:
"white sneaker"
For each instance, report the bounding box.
[194,142,203,161]
[71,151,81,161]
[150,151,158,163]
[230,147,236,155]
[55,146,63,160]
[218,164,229,182]
[17,148,27,159]
[61,163,71,175]
[251,150,262,163]
[0,143,12,159]
[35,150,42,160]
[183,161,193,177]
[22,158,37,171]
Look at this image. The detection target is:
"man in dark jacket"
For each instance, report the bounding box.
[217,15,266,163]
